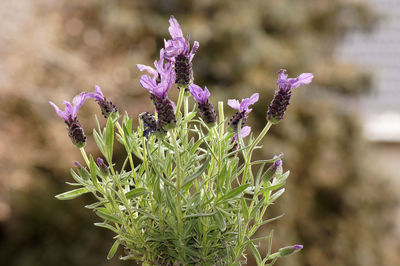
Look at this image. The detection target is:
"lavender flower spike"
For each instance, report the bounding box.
[164,16,199,87]
[86,85,118,119]
[49,92,88,148]
[137,52,176,130]
[267,69,313,124]
[227,93,259,131]
[189,84,217,125]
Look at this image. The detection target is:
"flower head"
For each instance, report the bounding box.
[164,16,199,63]
[267,69,313,124]
[86,86,118,118]
[228,93,259,131]
[50,92,87,122]
[49,92,88,148]
[189,84,216,124]
[137,50,175,100]
[164,16,199,87]
[228,93,259,114]
[189,84,210,104]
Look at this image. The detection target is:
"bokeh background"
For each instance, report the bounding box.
[0,0,399,265]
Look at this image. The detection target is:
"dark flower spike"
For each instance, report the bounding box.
[164,16,199,87]
[227,93,259,131]
[139,112,163,137]
[189,84,217,125]
[87,85,118,119]
[267,69,313,124]
[49,93,88,148]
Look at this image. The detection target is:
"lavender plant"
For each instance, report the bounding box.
[51,16,313,265]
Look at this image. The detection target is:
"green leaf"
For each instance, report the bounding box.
[240,197,249,221]
[94,222,119,234]
[125,188,148,199]
[269,188,285,203]
[55,187,90,200]
[105,117,114,161]
[250,197,266,220]
[89,155,98,187]
[214,211,226,232]
[93,129,106,158]
[107,240,120,260]
[248,240,262,266]
[96,208,120,223]
[217,184,250,203]
[183,157,210,187]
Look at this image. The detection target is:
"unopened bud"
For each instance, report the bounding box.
[263,155,283,182]
[278,245,303,257]
[96,157,109,175]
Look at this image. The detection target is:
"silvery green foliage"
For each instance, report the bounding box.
[55,96,300,265]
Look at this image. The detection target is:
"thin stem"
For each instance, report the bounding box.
[169,129,186,259]
[175,86,186,116]
[242,121,273,185]
[79,147,90,167]
[115,122,139,186]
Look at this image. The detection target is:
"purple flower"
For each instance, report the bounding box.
[164,16,199,63]
[137,49,175,100]
[86,86,118,118]
[49,92,88,148]
[164,16,199,87]
[233,126,251,141]
[227,93,259,131]
[189,84,217,124]
[267,69,313,124]
[137,50,177,130]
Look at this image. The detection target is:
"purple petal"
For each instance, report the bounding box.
[49,101,68,121]
[63,101,74,118]
[94,85,104,97]
[189,41,199,62]
[240,93,259,112]
[72,92,88,118]
[202,86,211,102]
[189,84,202,102]
[168,15,183,39]
[293,245,303,251]
[291,73,314,89]
[137,64,158,77]
[227,99,241,110]
[86,85,105,102]
[233,126,251,141]
[139,75,157,91]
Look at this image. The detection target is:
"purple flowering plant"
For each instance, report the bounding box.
[51,16,312,265]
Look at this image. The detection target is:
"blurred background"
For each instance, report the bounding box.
[0,0,399,265]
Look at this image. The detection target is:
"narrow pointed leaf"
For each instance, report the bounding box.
[107,240,120,260]
[125,188,148,199]
[55,187,89,200]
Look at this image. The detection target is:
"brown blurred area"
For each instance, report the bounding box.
[0,0,399,265]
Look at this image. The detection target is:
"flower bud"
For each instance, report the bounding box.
[140,112,160,137]
[278,245,303,257]
[96,157,109,175]
[263,155,283,182]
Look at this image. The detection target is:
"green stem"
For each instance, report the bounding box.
[242,121,273,185]
[169,130,185,259]
[175,86,186,117]
[115,122,139,186]
[79,147,90,167]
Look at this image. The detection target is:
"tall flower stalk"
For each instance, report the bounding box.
[51,16,313,266]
